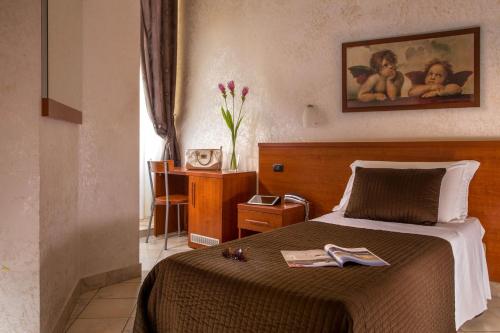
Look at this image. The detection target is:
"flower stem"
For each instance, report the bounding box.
[236,99,245,128]
[231,94,235,127]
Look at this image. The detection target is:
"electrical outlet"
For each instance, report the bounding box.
[273,163,284,172]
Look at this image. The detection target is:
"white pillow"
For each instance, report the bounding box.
[333,160,480,223]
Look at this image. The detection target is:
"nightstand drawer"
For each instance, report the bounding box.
[238,210,282,232]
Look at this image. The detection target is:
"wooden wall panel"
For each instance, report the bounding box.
[259,141,500,281]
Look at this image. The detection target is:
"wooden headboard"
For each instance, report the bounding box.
[259,141,500,281]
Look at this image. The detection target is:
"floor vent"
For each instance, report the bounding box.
[190,233,219,246]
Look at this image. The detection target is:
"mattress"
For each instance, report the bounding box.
[314,212,491,329]
[134,220,456,332]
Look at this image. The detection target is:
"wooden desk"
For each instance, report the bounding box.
[154,168,256,248]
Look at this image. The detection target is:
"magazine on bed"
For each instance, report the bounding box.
[281,244,389,268]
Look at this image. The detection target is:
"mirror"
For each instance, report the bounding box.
[41,0,82,124]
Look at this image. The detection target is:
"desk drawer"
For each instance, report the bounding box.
[238,210,282,232]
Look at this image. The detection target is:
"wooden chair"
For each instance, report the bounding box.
[146,160,188,249]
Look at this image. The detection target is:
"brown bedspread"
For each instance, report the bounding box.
[134,221,455,333]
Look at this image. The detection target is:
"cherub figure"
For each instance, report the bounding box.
[348,50,404,102]
[406,59,472,98]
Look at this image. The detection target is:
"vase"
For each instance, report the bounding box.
[229,139,239,170]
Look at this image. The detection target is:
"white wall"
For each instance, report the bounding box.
[0,1,41,331]
[177,0,500,171]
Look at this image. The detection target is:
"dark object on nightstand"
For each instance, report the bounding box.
[237,202,305,238]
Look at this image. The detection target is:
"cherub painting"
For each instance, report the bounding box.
[349,50,405,102]
[342,27,479,112]
[406,59,472,98]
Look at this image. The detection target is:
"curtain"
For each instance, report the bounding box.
[140,0,180,165]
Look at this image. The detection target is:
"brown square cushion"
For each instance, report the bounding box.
[344,167,446,225]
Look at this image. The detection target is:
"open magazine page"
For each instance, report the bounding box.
[324,244,389,268]
[281,250,339,267]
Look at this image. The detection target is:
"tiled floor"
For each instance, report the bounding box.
[65,234,191,332]
[66,232,500,332]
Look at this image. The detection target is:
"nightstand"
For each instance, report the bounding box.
[237,202,305,238]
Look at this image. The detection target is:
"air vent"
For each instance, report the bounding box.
[190,233,220,246]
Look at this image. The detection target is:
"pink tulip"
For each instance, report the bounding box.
[218,83,226,96]
[242,86,249,98]
[227,80,235,95]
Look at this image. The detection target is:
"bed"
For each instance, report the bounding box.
[134,141,499,332]
[134,213,489,332]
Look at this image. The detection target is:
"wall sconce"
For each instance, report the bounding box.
[302,104,319,128]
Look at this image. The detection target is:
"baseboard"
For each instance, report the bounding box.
[51,279,83,333]
[79,263,142,293]
[52,263,141,333]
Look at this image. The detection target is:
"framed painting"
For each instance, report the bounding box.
[342,27,480,112]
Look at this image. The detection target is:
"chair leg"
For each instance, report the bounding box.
[164,204,169,250]
[184,205,187,235]
[177,205,181,237]
[146,203,155,243]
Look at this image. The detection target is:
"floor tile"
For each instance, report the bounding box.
[157,247,193,262]
[65,298,91,331]
[122,316,134,333]
[139,236,164,249]
[123,304,137,332]
[66,318,127,333]
[460,307,500,331]
[78,298,136,319]
[94,283,140,299]
[140,258,158,271]
[140,248,162,261]
[489,297,500,308]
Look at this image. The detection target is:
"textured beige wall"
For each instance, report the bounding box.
[79,0,140,277]
[177,0,500,171]
[39,121,80,332]
[0,1,41,332]
[40,2,82,331]
[1,1,139,331]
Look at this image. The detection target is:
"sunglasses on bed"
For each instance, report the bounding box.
[222,247,248,262]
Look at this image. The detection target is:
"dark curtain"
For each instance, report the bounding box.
[140,0,180,165]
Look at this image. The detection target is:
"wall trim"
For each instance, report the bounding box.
[51,263,141,333]
[41,98,83,124]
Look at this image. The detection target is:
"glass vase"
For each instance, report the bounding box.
[229,139,238,171]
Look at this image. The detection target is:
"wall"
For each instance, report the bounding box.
[39,120,80,333]
[177,0,500,171]
[0,1,139,331]
[0,1,41,332]
[40,1,82,332]
[79,0,140,277]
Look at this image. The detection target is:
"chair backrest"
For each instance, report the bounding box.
[147,160,169,201]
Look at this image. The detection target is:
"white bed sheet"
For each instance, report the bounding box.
[313,212,491,330]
